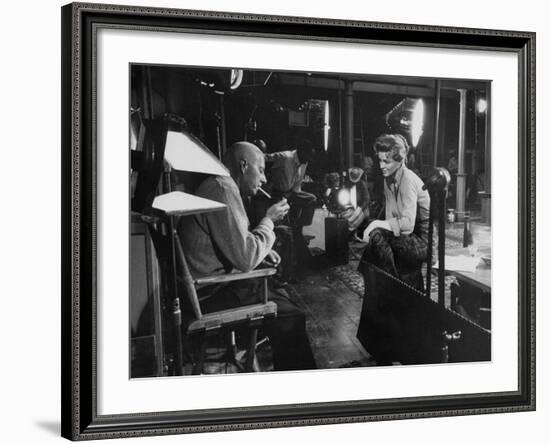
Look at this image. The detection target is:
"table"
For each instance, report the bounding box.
[445,246,491,292]
[445,247,491,329]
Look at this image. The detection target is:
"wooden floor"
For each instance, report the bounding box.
[294,209,374,368]
[199,252,374,374]
[285,262,374,369]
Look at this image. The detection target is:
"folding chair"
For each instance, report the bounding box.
[174,235,277,373]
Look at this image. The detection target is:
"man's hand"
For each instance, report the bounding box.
[263,250,281,267]
[362,220,391,242]
[265,198,289,223]
[345,207,366,231]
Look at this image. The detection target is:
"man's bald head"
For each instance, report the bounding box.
[224,141,267,196]
[225,142,263,174]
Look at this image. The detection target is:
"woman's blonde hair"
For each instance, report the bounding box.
[373,134,409,162]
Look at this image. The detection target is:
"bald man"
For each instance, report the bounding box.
[179,142,316,371]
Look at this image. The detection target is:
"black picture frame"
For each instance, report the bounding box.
[61,2,535,440]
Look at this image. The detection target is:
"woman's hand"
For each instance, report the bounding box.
[362,220,391,242]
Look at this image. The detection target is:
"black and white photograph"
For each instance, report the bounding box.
[130,64,492,377]
[2,0,544,442]
[56,1,537,440]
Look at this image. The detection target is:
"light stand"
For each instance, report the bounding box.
[324,172,354,265]
[132,116,229,376]
[423,167,451,305]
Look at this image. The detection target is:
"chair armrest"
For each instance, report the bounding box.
[194,267,276,287]
[187,301,277,334]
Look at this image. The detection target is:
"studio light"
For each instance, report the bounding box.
[410,98,425,147]
[324,100,330,152]
[337,188,351,207]
[307,99,330,151]
[131,117,229,214]
[229,69,244,90]
[477,97,488,113]
[385,97,425,148]
[324,172,355,216]
[195,68,244,92]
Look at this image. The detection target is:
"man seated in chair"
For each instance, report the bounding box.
[178,141,316,371]
[266,138,317,250]
[358,134,430,290]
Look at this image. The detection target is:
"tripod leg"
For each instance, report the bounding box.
[192,331,207,375]
[244,327,259,372]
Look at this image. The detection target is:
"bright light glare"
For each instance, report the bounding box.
[230,69,244,90]
[130,124,137,151]
[324,100,330,151]
[477,98,488,113]
[350,185,357,208]
[411,99,424,147]
[337,189,351,207]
